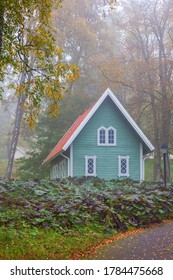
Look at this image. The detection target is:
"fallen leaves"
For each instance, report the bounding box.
[71,228,144,260]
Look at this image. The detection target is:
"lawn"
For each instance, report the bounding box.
[0,160,18,178]
[145,159,173,182]
[0,224,112,260]
[0,160,7,177]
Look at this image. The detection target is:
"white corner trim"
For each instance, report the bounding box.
[140,143,144,182]
[70,143,73,177]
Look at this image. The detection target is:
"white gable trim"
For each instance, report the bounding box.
[63,88,154,152]
[107,89,154,151]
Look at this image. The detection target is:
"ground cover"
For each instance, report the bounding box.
[0,177,173,259]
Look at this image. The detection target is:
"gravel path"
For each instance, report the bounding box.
[94,221,173,260]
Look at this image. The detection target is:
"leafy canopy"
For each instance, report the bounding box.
[0,0,80,126]
[16,93,96,179]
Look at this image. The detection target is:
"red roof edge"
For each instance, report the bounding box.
[43,103,95,165]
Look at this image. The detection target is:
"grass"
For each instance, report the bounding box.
[0,224,114,260]
[0,159,18,178]
[0,159,173,260]
[0,160,7,177]
[145,159,154,181]
[145,159,173,182]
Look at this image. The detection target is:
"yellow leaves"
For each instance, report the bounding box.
[46,87,62,100]
[48,102,60,118]
[67,72,79,83]
[66,65,80,83]
[1,0,80,129]
[26,114,36,129]
[109,0,116,3]
[53,91,62,100]
[15,83,28,95]
[22,104,40,129]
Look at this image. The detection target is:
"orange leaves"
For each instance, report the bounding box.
[71,228,144,260]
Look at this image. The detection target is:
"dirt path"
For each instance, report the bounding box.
[93,220,173,260]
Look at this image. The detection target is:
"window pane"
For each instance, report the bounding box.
[121,159,127,174]
[88,158,94,174]
[108,129,114,144]
[100,129,106,144]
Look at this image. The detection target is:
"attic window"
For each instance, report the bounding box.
[97,126,116,146]
[108,127,116,144]
[99,127,106,144]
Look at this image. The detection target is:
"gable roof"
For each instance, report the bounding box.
[43,88,154,164]
[43,103,95,164]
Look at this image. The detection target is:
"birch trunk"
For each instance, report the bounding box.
[5,72,26,180]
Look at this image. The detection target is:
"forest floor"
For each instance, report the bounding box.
[92,220,173,260]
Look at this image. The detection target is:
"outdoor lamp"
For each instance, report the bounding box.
[161,144,168,155]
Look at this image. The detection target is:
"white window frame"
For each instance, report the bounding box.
[59,159,66,178]
[107,126,116,145]
[97,126,106,145]
[97,126,116,146]
[52,164,59,179]
[85,156,97,176]
[118,155,130,177]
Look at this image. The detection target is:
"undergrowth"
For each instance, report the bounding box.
[0,177,173,259]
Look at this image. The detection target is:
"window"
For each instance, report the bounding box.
[108,128,115,144]
[118,156,130,177]
[59,160,66,178]
[97,126,116,146]
[53,164,59,179]
[99,128,106,144]
[85,156,97,176]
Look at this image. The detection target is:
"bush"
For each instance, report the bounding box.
[0,178,173,232]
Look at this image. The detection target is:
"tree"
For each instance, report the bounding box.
[52,0,119,97]
[3,0,79,180]
[17,93,95,179]
[99,0,173,180]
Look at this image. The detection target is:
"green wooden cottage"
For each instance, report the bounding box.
[43,88,154,181]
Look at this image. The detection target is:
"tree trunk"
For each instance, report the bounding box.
[153,144,162,181]
[5,72,26,180]
[0,7,4,53]
[150,95,161,181]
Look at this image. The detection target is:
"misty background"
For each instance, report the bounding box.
[0,0,173,180]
